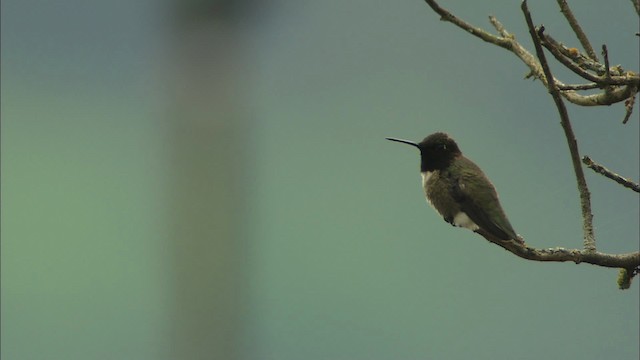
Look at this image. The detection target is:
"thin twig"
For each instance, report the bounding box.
[623,92,637,124]
[556,83,600,91]
[602,45,611,81]
[556,0,599,61]
[521,1,596,252]
[423,0,512,49]
[582,156,640,192]
[488,15,509,37]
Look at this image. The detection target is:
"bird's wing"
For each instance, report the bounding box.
[450,158,518,241]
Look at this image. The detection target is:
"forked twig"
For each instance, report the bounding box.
[422,0,639,108]
[556,0,598,61]
[521,1,596,252]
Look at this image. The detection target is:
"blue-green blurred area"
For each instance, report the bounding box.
[2,0,638,359]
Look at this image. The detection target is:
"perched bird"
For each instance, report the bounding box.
[386,132,522,243]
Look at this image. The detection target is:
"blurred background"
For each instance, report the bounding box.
[2,0,638,359]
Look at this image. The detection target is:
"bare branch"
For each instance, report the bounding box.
[618,268,638,290]
[521,1,596,252]
[556,0,599,61]
[478,230,640,289]
[488,15,509,37]
[540,34,638,86]
[476,229,640,271]
[582,156,640,192]
[550,38,625,77]
[421,0,640,109]
[556,83,600,91]
[537,34,639,106]
[632,0,640,16]
[601,45,612,81]
[423,0,511,49]
[561,85,638,106]
[623,92,637,124]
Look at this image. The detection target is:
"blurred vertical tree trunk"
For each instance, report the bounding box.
[168,2,255,359]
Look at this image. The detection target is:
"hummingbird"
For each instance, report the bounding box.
[386,132,522,243]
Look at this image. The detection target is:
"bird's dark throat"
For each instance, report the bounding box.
[420,151,456,172]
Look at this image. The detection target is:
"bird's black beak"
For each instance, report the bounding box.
[385,137,419,148]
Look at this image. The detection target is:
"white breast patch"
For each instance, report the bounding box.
[420,171,433,191]
[420,171,434,205]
